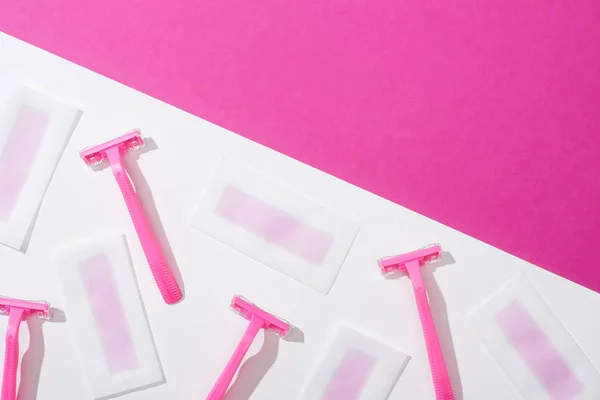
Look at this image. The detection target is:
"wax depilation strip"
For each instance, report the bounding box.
[468,276,600,399]
[56,236,164,399]
[215,185,333,265]
[0,105,49,221]
[80,255,138,374]
[0,84,80,251]
[191,158,360,293]
[323,349,376,400]
[298,325,409,400]
[496,300,583,400]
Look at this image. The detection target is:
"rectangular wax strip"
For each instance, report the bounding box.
[496,300,583,400]
[298,325,409,400]
[56,235,164,400]
[215,185,333,265]
[191,158,360,293]
[468,276,600,400]
[0,105,49,221]
[323,349,376,400]
[80,255,138,374]
[0,84,80,251]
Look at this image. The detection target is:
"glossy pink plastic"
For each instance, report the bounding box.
[206,295,291,400]
[378,244,454,400]
[80,130,182,305]
[0,298,51,400]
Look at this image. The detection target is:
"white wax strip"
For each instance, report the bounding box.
[56,235,164,399]
[468,276,600,399]
[0,84,80,251]
[191,158,360,293]
[80,255,139,374]
[298,325,409,400]
[323,349,376,399]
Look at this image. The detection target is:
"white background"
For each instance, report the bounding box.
[0,33,599,400]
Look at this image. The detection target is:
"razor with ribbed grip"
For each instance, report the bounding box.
[80,130,182,304]
[206,296,291,399]
[379,244,455,400]
[0,298,50,400]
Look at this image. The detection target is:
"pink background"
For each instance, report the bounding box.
[1,2,599,291]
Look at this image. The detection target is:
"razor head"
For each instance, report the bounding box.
[80,129,145,167]
[0,297,52,320]
[378,243,442,276]
[230,295,291,338]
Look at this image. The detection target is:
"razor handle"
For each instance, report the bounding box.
[107,147,182,304]
[405,260,455,400]
[2,308,24,400]
[207,316,264,400]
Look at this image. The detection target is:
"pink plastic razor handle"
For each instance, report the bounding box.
[379,244,454,400]
[0,298,50,400]
[206,296,291,400]
[80,131,182,305]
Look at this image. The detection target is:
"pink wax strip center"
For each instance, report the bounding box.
[323,349,376,400]
[0,105,49,222]
[80,255,138,374]
[215,185,333,265]
[495,300,583,400]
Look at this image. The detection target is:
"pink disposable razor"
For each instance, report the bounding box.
[378,244,455,400]
[0,297,51,400]
[207,295,291,400]
[80,130,182,304]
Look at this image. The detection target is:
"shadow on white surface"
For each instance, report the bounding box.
[49,308,67,323]
[223,326,305,400]
[284,326,305,344]
[17,308,67,400]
